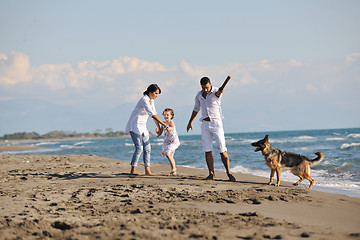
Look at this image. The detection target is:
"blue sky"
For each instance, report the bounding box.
[0,0,359,135]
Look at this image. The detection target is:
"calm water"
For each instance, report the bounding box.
[2,128,360,197]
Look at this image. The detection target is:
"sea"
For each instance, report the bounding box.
[1,128,360,198]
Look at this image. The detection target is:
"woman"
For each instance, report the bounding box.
[125,84,168,175]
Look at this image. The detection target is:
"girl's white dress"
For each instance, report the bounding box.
[161,127,180,156]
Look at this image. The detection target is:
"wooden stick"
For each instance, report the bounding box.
[219,75,231,90]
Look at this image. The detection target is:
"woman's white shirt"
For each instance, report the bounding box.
[125,94,157,136]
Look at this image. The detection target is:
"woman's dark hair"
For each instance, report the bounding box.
[143,84,161,95]
[200,77,211,85]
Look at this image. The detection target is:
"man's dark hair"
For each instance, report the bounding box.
[200,77,211,85]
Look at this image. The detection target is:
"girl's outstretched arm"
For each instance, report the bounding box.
[166,120,175,132]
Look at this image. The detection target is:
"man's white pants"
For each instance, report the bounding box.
[201,120,227,153]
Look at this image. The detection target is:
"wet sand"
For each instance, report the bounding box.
[0,145,43,153]
[0,154,359,240]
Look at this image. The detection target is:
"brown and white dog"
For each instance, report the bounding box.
[251,135,324,189]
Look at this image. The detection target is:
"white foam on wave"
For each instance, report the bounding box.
[311,170,360,193]
[225,137,237,141]
[229,164,360,197]
[231,165,269,177]
[268,139,288,143]
[74,141,93,146]
[267,136,317,144]
[60,145,84,149]
[348,133,360,139]
[294,135,317,141]
[292,147,311,152]
[239,138,258,143]
[314,181,360,190]
[182,165,206,170]
[340,143,360,149]
[325,137,346,141]
[298,169,360,193]
[35,141,60,146]
[180,140,203,146]
[123,142,165,147]
[0,148,59,155]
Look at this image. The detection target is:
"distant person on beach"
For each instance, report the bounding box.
[156,108,180,176]
[125,84,168,176]
[186,77,236,182]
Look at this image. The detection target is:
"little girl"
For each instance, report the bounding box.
[156,108,180,175]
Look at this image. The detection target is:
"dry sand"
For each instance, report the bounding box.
[0,153,359,240]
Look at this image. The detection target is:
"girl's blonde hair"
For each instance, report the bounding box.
[162,108,174,119]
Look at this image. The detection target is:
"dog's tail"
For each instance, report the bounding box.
[308,152,324,166]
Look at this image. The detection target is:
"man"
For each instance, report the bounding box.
[186,77,236,182]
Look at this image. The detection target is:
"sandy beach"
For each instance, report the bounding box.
[0,152,359,240]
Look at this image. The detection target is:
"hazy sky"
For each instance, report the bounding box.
[1,0,359,135]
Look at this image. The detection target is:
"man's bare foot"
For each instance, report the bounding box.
[227,173,236,182]
[204,173,214,180]
[129,172,138,176]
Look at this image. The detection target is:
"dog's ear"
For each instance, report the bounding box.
[264,135,269,142]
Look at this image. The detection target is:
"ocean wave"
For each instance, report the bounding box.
[179,140,202,146]
[293,135,317,141]
[231,165,269,177]
[239,139,257,143]
[123,142,165,147]
[347,133,360,139]
[230,165,360,189]
[340,143,360,149]
[35,141,60,146]
[325,137,346,141]
[0,148,58,155]
[267,136,317,144]
[222,136,319,145]
[310,170,360,191]
[315,181,360,191]
[292,147,312,152]
[74,141,93,146]
[320,159,340,167]
[267,139,288,144]
[152,142,163,146]
[60,145,84,149]
[336,162,360,171]
[152,138,163,142]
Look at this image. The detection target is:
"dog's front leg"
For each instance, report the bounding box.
[275,167,281,186]
[268,169,275,185]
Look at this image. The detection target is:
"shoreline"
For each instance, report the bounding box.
[1,154,360,239]
[1,144,359,198]
[0,145,44,152]
[0,135,131,145]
